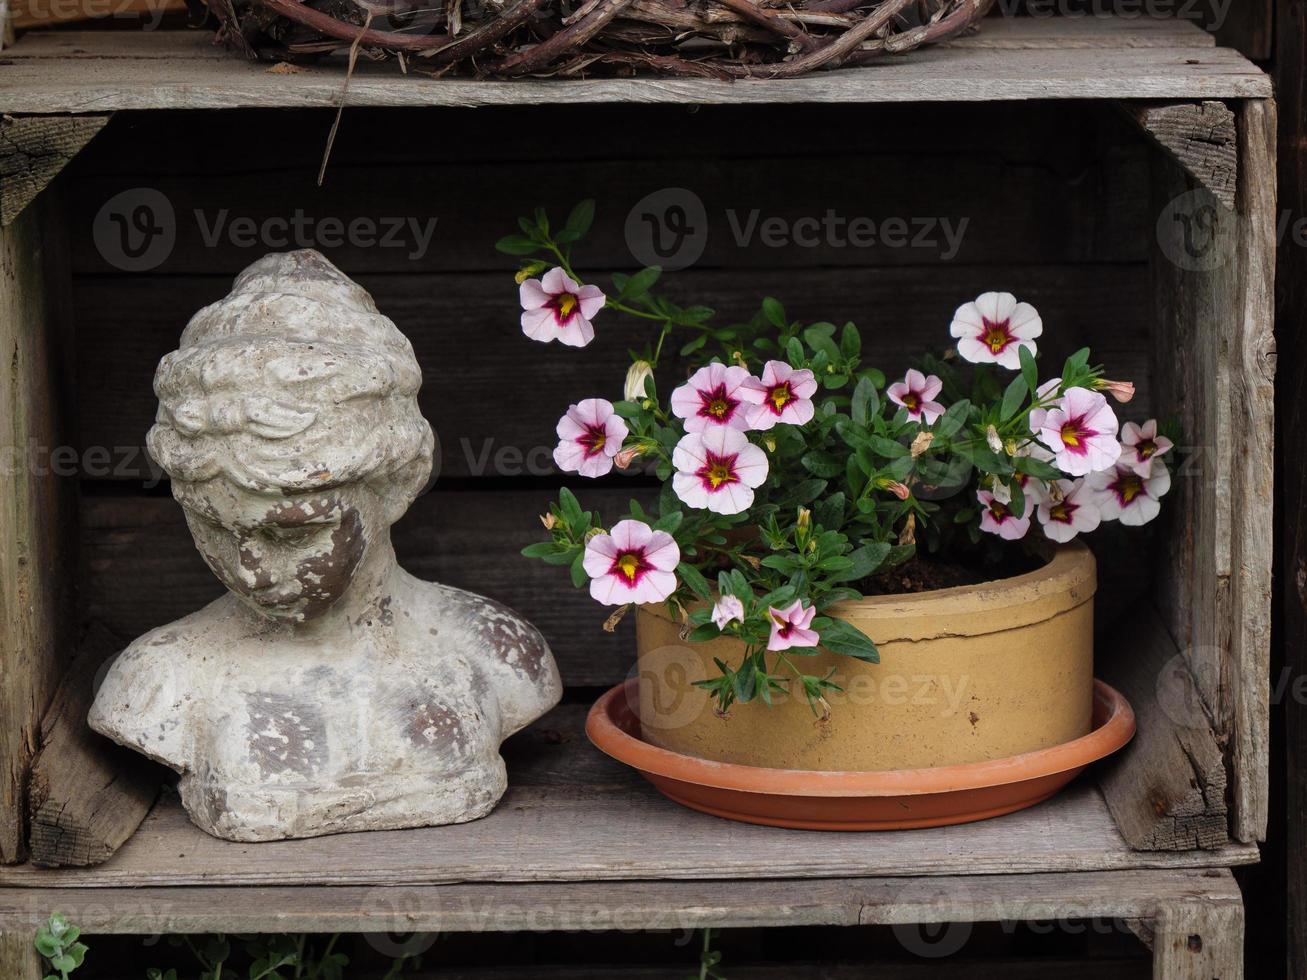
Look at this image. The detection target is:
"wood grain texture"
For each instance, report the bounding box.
[1152,899,1244,979]
[1225,97,1276,844]
[0,187,77,864]
[0,114,108,225]
[0,24,1270,113]
[0,932,41,980]
[1123,101,1237,211]
[0,706,1260,889]
[0,867,1243,934]
[1096,604,1227,850]
[26,628,163,867]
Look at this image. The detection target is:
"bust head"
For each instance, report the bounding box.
[147,250,434,623]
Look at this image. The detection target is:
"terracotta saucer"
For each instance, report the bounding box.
[586,678,1135,831]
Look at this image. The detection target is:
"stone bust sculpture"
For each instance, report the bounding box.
[89,250,562,842]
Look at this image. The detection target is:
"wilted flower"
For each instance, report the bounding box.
[887,369,946,425]
[1119,419,1174,477]
[711,594,746,630]
[670,362,754,432]
[949,292,1042,370]
[672,427,769,515]
[520,267,606,347]
[583,519,680,605]
[1035,387,1121,476]
[740,360,817,430]
[1036,479,1101,543]
[553,398,628,478]
[1088,459,1171,526]
[767,600,819,652]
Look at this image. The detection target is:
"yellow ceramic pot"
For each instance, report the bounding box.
[635,542,1096,771]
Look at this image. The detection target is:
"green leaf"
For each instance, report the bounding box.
[564,198,596,238]
[620,266,662,301]
[677,562,712,600]
[612,399,644,419]
[762,297,787,328]
[800,451,845,479]
[820,620,880,662]
[850,376,877,427]
[934,399,971,440]
[521,541,561,559]
[786,336,805,367]
[654,510,683,533]
[827,541,891,583]
[494,234,539,256]
[840,322,861,360]
[558,487,584,526]
[1019,343,1039,393]
[867,435,908,459]
[569,550,588,589]
[1000,375,1028,421]
[1015,453,1062,480]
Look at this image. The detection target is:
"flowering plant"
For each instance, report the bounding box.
[506,202,1173,715]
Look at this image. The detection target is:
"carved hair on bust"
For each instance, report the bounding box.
[147,249,435,502]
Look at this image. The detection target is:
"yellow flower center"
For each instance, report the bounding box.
[1060,423,1081,447]
[556,293,578,318]
[617,553,641,581]
[1049,502,1071,523]
[982,320,1012,353]
[708,398,729,418]
[769,383,793,411]
[1118,474,1144,503]
[707,462,734,488]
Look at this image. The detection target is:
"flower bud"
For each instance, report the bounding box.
[514,260,548,284]
[614,445,642,470]
[796,506,812,533]
[878,478,911,501]
[624,360,655,402]
[540,512,559,530]
[1095,378,1136,404]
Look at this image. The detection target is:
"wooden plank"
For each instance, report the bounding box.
[0,186,77,864]
[0,29,1271,112]
[1096,604,1228,850]
[0,705,1260,889]
[1123,100,1237,210]
[80,491,650,689]
[0,932,41,980]
[0,114,108,225]
[1152,898,1244,979]
[26,628,164,867]
[0,868,1243,934]
[1225,97,1275,843]
[69,267,1155,482]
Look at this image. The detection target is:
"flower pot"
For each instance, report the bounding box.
[635,542,1096,771]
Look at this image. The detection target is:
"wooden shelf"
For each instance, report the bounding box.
[0,706,1258,891]
[0,17,1270,113]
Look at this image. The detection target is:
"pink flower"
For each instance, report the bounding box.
[670,362,754,432]
[1119,419,1174,477]
[711,594,746,630]
[767,600,819,652]
[1036,479,1101,543]
[582,519,680,606]
[977,488,1031,541]
[950,292,1042,370]
[1027,377,1063,433]
[1035,387,1121,476]
[672,427,769,515]
[520,267,606,348]
[1097,379,1136,404]
[887,369,945,425]
[1087,460,1171,526]
[740,360,817,430]
[553,398,628,478]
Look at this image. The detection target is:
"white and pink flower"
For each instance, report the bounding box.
[1119,419,1174,478]
[670,362,754,432]
[553,398,629,478]
[582,519,680,606]
[1036,479,1101,543]
[977,488,1031,541]
[711,594,746,630]
[740,360,817,430]
[767,600,819,652]
[887,369,945,425]
[520,267,606,348]
[1035,387,1121,476]
[672,427,769,515]
[1088,460,1171,526]
[949,292,1042,370]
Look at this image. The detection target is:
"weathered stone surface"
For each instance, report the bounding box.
[88,249,562,842]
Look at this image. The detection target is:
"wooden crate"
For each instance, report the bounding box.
[0,14,1273,978]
